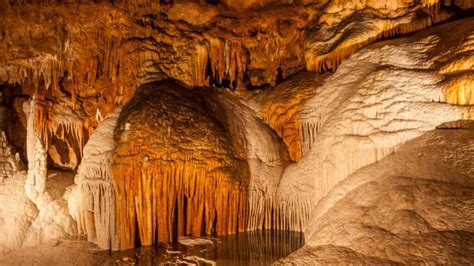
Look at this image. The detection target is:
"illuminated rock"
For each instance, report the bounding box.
[1,0,469,132]
[66,108,122,250]
[278,122,474,264]
[0,0,473,261]
[83,81,288,250]
[278,17,474,233]
[248,71,328,161]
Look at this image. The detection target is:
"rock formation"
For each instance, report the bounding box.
[278,121,474,264]
[277,17,474,233]
[1,0,471,137]
[66,108,122,250]
[0,0,473,263]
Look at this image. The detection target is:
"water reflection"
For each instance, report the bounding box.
[95,230,304,265]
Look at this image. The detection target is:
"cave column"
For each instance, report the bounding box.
[23,95,48,203]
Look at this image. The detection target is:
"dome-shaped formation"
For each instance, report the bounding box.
[112,81,250,249]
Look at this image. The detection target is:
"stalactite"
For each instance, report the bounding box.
[0,54,63,92]
[206,37,248,89]
[262,105,303,161]
[113,160,248,248]
[285,23,474,226]
[31,99,87,158]
[112,83,250,250]
[194,43,209,87]
[273,199,312,232]
[300,121,321,157]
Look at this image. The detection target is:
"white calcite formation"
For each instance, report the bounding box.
[24,98,48,202]
[0,130,34,253]
[214,91,290,231]
[65,108,121,250]
[70,85,290,249]
[278,122,474,264]
[0,98,76,252]
[0,9,472,265]
[277,18,474,232]
[0,131,21,180]
[0,107,74,253]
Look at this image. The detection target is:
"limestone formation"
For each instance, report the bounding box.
[0,131,21,179]
[1,0,471,141]
[247,71,328,161]
[277,122,474,264]
[277,17,474,233]
[66,108,122,250]
[0,0,473,263]
[0,119,75,254]
[110,81,289,250]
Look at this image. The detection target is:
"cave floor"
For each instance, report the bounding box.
[0,230,304,265]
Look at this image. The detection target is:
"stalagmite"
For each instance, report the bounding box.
[20,96,77,247]
[66,108,122,250]
[1,0,474,263]
[23,97,48,201]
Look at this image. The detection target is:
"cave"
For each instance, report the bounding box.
[0,0,473,264]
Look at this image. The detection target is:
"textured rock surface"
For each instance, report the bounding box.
[247,71,328,161]
[65,108,122,250]
[111,81,288,250]
[1,0,471,152]
[0,0,473,260]
[277,122,474,264]
[277,18,474,232]
[0,130,75,254]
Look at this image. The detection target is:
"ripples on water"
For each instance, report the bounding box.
[95,230,304,265]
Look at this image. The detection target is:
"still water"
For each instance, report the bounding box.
[95,230,304,265]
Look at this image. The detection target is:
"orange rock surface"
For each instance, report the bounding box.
[112,81,250,249]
